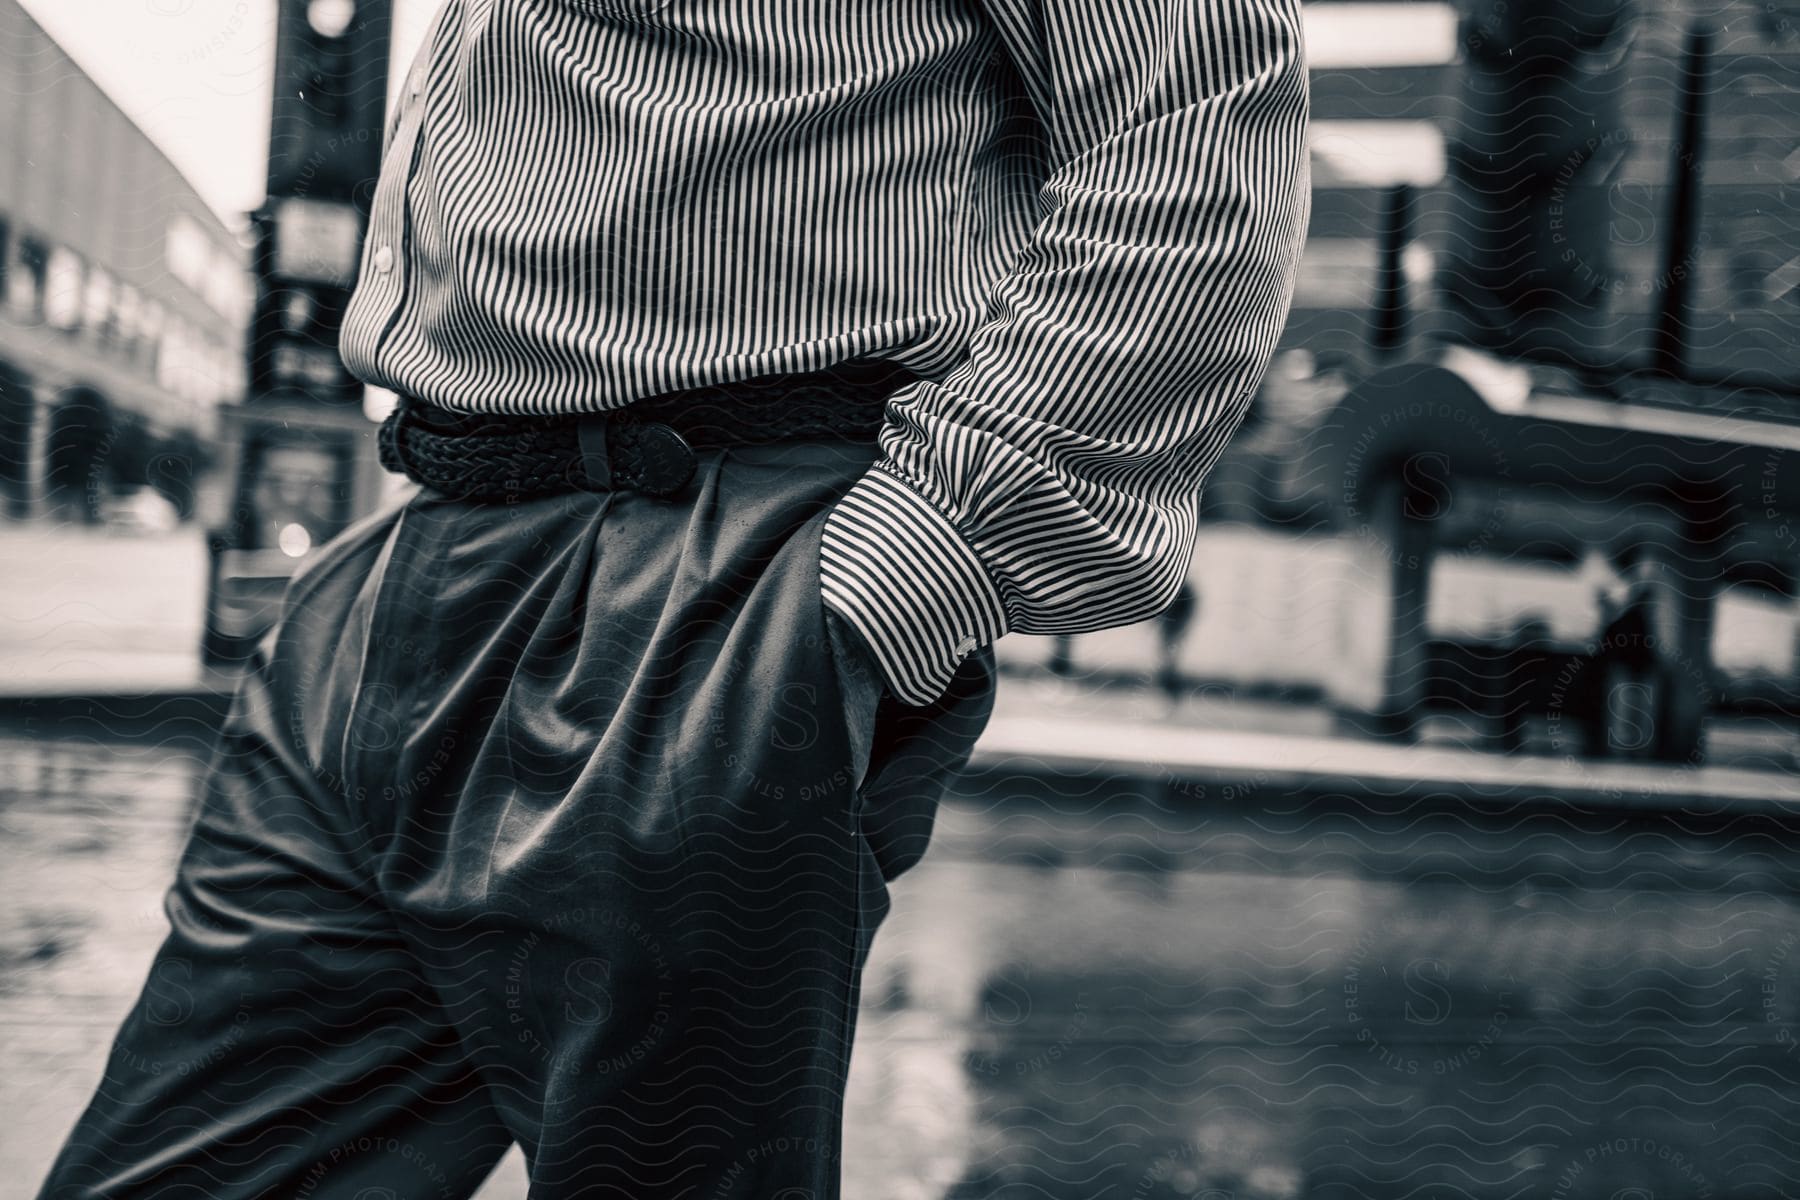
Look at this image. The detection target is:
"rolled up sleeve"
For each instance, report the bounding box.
[821,0,1312,706]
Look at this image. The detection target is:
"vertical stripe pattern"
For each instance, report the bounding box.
[341,0,1312,706]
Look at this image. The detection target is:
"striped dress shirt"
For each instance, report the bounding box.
[340,0,1312,707]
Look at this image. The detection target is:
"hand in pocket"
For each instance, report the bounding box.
[824,606,886,798]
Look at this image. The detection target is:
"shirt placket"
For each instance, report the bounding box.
[340,53,434,375]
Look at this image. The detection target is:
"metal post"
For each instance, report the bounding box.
[1649,19,1712,380]
[1371,183,1416,360]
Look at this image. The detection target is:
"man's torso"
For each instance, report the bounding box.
[341,0,1049,415]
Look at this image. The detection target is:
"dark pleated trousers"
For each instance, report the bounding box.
[37,437,997,1200]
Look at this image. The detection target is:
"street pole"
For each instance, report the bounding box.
[202,0,391,664]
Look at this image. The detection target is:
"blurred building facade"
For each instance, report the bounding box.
[0,0,250,523]
[1036,0,1800,763]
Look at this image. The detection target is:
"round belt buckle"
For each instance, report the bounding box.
[634,423,697,498]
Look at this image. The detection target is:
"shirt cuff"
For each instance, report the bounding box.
[819,462,1009,707]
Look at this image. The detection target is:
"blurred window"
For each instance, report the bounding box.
[115,285,143,358]
[201,339,236,407]
[157,321,190,398]
[139,300,165,343]
[83,268,116,344]
[6,236,47,321]
[166,215,253,325]
[44,247,84,331]
[153,325,239,408]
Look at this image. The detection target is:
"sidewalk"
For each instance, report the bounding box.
[0,523,218,698]
[976,676,1800,814]
[5,521,1797,816]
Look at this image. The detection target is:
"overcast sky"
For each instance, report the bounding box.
[17,0,437,226]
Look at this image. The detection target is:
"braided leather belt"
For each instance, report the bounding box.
[379,358,918,502]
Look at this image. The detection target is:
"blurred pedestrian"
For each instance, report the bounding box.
[1157,579,1200,701]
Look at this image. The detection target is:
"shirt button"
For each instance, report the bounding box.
[408,68,425,100]
[955,635,978,658]
[373,245,394,274]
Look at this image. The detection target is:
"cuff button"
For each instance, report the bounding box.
[954,635,978,658]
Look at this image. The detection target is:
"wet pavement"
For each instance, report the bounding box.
[4,730,1800,1198]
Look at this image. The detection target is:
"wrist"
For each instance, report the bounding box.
[818,464,1008,706]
